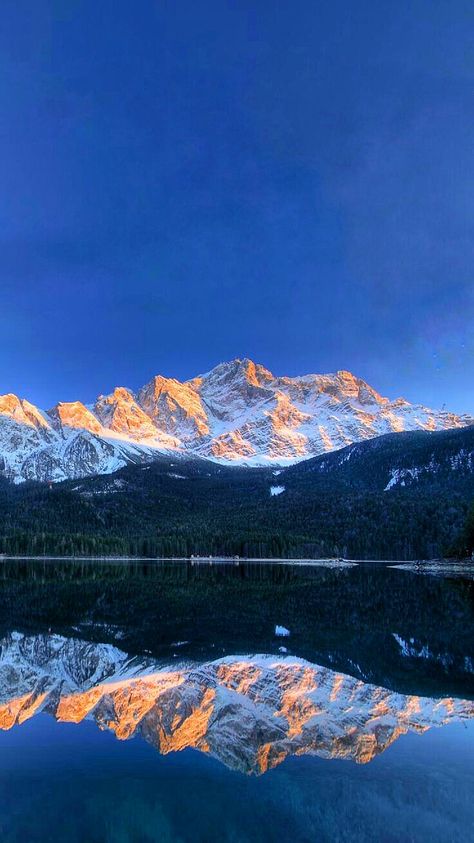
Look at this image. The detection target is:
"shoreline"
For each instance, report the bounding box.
[0,554,470,566]
[0,554,355,565]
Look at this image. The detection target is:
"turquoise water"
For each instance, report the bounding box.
[0,560,472,841]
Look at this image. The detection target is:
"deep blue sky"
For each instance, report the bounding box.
[0,1,473,412]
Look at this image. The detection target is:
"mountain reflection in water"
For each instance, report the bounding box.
[0,558,472,776]
[0,631,472,775]
[0,559,473,842]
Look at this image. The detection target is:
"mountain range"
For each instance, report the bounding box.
[1,358,472,483]
[0,632,472,774]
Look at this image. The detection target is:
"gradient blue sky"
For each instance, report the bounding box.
[0,1,473,412]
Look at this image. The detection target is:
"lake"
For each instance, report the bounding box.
[0,558,472,842]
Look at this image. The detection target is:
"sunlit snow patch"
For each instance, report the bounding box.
[270,485,285,496]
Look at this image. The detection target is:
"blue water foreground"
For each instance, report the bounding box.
[0,558,472,842]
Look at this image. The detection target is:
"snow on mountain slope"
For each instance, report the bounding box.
[0,399,154,483]
[0,359,473,482]
[94,387,179,449]
[49,401,104,435]
[138,375,210,441]
[0,632,472,774]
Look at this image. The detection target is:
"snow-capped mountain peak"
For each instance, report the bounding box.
[0,360,473,482]
[0,393,50,429]
[48,401,103,435]
[138,375,209,440]
[95,387,158,439]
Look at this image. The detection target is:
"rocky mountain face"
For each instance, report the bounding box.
[1,359,472,482]
[0,632,471,774]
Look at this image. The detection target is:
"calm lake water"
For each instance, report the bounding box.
[0,558,472,842]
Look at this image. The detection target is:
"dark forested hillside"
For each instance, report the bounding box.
[0,426,473,560]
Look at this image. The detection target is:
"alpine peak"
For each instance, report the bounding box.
[48,401,103,434]
[0,360,473,482]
